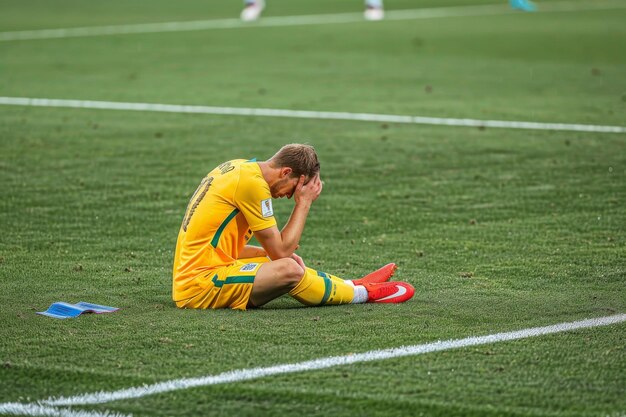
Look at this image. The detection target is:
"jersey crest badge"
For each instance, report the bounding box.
[261,198,273,218]
[240,263,259,272]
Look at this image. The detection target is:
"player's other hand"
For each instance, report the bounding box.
[295,173,322,205]
[290,252,306,270]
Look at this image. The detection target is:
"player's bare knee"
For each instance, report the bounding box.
[280,258,305,286]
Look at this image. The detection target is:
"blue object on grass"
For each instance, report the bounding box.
[37,301,119,319]
[510,0,537,12]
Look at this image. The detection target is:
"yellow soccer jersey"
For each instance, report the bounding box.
[172,159,277,302]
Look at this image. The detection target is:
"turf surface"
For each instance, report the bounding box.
[0,1,625,416]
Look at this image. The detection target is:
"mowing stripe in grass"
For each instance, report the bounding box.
[21,314,623,408]
[1,97,624,134]
[0,0,625,42]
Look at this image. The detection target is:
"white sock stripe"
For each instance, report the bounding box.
[31,314,625,407]
[0,1,625,41]
[0,97,624,134]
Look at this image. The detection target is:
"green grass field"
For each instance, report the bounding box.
[0,1,625,416]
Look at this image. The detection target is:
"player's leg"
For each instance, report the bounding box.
[249,258,304,307]
[250,259,414,307]
[288,267,363,306]
[289,264,414,306]
[250,259,370,306]
[241,0,265,21]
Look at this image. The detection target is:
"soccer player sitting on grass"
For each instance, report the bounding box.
[172,144,414,310]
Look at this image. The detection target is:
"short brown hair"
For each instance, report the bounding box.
[269,144,320,178]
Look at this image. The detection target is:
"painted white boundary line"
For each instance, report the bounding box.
[0,314,624,416]
[1,96,624,134]
[1,0,626,41]
[0,403,129,417]
[37,315,626,405]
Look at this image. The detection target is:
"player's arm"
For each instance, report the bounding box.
[255,174,322,260]
[255,225,299,260]
[239,245,267,258]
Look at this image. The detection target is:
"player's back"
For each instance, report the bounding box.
[173,160,247,290]
[172,159,273,301]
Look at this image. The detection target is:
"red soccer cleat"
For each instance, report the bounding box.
[365,281,415,304]
[352,263,397,286]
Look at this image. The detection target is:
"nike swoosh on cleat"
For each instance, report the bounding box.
[377,285,407,301]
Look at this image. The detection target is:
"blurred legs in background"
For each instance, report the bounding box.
[364,0,384,20]
[240,0,385,22]
[240,0,265,21]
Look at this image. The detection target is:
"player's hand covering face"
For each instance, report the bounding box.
[294,173,322,204]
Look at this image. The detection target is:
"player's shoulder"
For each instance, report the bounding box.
[210,158,266,193]
[210,159,247,176]
[236,159,265,182]
[235,160,270,197]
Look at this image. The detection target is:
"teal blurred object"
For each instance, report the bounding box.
[510,0,537,12]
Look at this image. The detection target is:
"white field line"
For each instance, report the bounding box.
[1,96,624,134]
[0,314,624,417]
[0,403,130,417]
[1,0,626,42]
[30,314,626,407]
